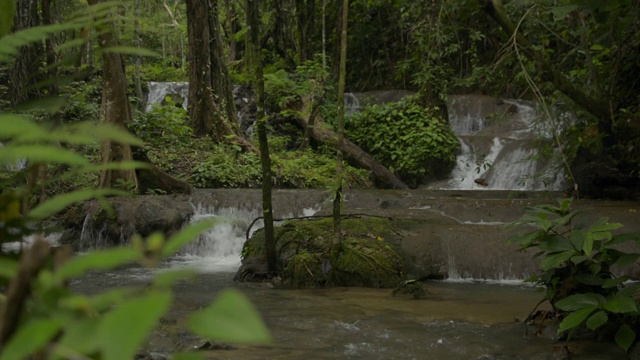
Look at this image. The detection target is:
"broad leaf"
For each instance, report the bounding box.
[28,188,127,220]
[0,145,89,166]
[614,253,640,267]
[162,218,220,257]
[615,324,636,352]
[604,295,637,314]
[586,310,608,330]
[56,317,101,355]
[0,318,61,360]
[54,248,140,282]
[556,293,606,311]
[0,258,17,278]
[602,277,628,289]
[540,251,575,271]
[558,306,597,333]
[0,0,15,37]
[610,232,640,246]
[575,274,604,286]
[98,291,172,360]
[188,289,272,344]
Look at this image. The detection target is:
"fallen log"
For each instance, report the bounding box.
[293,100,409,189]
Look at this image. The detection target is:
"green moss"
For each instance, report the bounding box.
[241,216,406,288]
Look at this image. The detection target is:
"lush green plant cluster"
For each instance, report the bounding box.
[0,119,271,360]
[509,199,640,351]
[125,63,188,83]
[131,100,192,147]
[346,98,459,187]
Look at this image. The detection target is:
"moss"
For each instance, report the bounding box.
[240,216,406,288]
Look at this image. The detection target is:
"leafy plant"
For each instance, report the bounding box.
[508,199,640,351]
[346,97,459,187]
[0,4,271,358]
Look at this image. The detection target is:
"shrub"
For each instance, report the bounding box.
[509,199,640,351]
[345,97,459,187]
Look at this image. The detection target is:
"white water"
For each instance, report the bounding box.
[0,142,27,171]
[145,81,189,111]
[438,97,566,191]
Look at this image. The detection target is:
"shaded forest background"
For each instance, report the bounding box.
[2,0,639,199]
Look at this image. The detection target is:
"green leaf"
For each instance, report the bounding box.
[0,145,89,166]
[575,274,604,286]
[0,318,61,360]
[188,289,272,344]
[54,248,140,282]
[172,353,206,360]
[615,324,636,352]
[586,310,608,330]
[602,277,628,289]
[558,306,597,333]
[570,229,585,251]
[540,250,575,271]
[98,291,172,360]
[28,188,127,220]
[56,318,101,356]
[0,0,15,38]
[604,295,638,314]
[153,269,196,288]
[551,5,580,21]
[611,232,640,246]
[162,218,220,257]
[555,293,606,311]
[0,258,17,278]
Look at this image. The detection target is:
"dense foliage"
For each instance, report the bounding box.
[509,199,640,351]
[346,98,459,187]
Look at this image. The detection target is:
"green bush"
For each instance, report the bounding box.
[509,199,640,351]
[130,100,192,147]
[346,97,459,187]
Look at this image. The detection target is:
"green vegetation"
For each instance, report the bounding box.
[0,5,270,358]
[509,199,640,351]
[240,217,405,288]
[346,97,459,187]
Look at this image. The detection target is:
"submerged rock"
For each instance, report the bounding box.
[235,216,407,288]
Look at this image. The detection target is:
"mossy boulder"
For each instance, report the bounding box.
[235,216,407,288]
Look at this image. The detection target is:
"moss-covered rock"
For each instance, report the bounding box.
[236,216,407,288]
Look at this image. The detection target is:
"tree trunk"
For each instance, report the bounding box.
[41,0,57,97]
[186,0,250,147]
[296,0,315,63]
[10,0,42,106]
[332,0,349,252]
[133,0,144,110]
[88,0,139,191]
[247,0,277,273]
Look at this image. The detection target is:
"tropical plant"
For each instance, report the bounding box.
[0,3,270,358]
[508,198,640,351]
[346,97,459,187]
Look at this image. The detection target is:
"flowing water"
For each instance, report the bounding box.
[69,203,626,359]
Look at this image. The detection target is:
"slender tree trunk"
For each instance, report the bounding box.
[247,0,277,273]
[133,0,144,110]
[296,0,315,63]
[332,0,349,254]
[87,0,139,191]
[10,0,42,106]
[41,0,57,97]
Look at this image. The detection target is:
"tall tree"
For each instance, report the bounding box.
[185,0,245,144]
[332,0,348,255]
[87,0,139,191]
[296,0,315,63]
[246,0,277,273]
[9,0,42,106]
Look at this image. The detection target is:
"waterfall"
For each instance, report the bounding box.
[145,81,189,111]
[435,95,566,191]
[0,142,26,171]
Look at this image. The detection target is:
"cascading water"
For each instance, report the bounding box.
[169,204,263,272]
[145,81,189,111]
[435,95,566,191]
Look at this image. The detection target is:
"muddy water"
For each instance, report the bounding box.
[71,269,624,360]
